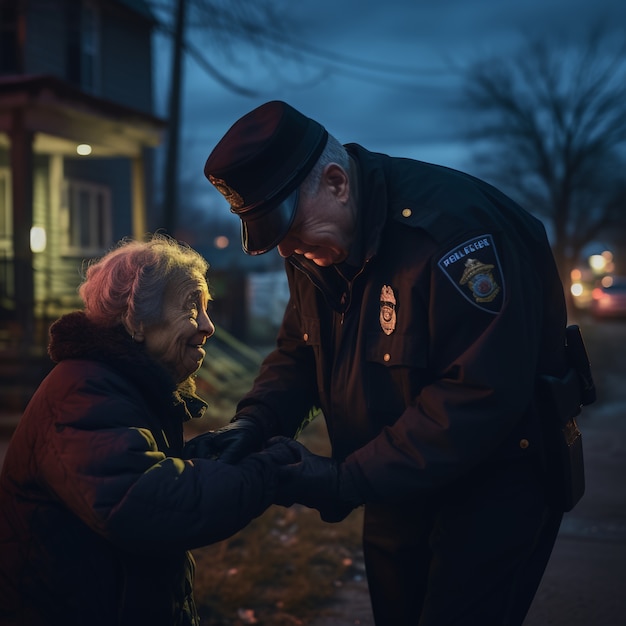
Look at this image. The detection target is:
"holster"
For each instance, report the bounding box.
[536,325,596,512]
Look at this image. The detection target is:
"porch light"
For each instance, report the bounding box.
[76,143,92,156]
[30,226,47,253]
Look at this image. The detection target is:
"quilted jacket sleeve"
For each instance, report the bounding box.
[32,361,279,553]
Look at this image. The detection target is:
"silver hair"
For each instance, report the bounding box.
[300,134,350,199]
[78,233,209,329]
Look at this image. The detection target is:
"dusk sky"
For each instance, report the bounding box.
[151,0,626,225]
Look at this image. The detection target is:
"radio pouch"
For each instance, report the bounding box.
[537,325,596,512]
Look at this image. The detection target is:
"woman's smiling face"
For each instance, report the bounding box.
[142,273,214,382]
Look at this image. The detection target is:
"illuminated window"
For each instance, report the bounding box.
[0,169,11,252]
[0,168,12,300]
[61,179,111,257]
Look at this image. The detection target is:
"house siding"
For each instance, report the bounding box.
[100,7,154,112]
[21,0,155,111]
[0,0,161,337]
[23,0,68,77]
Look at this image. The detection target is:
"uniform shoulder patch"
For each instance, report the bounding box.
[437,234,504,314]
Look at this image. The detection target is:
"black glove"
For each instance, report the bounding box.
[250,438,302,466]
[185,417,265,464]
[267,436,363,523]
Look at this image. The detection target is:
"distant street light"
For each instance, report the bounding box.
[589,250,615,275]
[589,254,608,273]
[214,235,229,249]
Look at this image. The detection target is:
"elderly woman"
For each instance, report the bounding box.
[0,234,294,626]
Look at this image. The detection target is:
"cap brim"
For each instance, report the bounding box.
[240,189,299,255]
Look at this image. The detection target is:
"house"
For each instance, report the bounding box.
[0,0,165,353]
[0,0,166,410]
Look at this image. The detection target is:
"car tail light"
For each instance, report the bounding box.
[592,287,605,300]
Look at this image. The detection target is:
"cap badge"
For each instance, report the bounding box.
[208,174,244,209]
[379,285,397,335]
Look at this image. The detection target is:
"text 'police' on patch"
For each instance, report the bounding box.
[437,234,505,314]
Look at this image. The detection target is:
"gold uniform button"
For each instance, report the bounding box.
[401,208,412,218]
[519,439,529,449]
[303,333,309,342]
[383,353,391,362]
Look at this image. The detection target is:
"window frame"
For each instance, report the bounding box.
[61,178,112,258]
[0,168,12,253]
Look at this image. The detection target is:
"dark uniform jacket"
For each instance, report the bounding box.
[0,312,279,626]
[236,143,569,501]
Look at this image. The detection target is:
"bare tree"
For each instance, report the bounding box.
[461,28,626,281]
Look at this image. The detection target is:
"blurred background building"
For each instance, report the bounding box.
[0,0,165,409]
[0,0,164,335]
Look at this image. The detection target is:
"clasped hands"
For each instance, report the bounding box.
[185,418,361,522]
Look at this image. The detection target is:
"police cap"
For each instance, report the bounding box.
[204,100,328,255]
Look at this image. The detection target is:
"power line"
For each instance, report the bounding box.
[150,0,455,95]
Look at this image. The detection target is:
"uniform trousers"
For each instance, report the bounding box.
[362,454,563,626]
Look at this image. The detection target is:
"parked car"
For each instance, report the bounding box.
[590,277,626,319]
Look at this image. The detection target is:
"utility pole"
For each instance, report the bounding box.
[162,0,186,235]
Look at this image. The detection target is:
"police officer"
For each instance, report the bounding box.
[202,100,571,625]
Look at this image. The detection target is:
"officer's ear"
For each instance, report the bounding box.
[322,163,350,203]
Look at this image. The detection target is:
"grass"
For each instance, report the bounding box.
[192,503,364,625]
[185,378,365,626]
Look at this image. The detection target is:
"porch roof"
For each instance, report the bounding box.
[0,74,166,157]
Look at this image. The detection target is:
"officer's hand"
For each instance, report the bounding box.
[252,436,302,466]
[266,437,363,523]
[185,417,265,464]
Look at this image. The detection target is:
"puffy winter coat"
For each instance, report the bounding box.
[0,312,279,626]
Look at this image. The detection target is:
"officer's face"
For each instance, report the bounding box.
[277,164,355,267]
